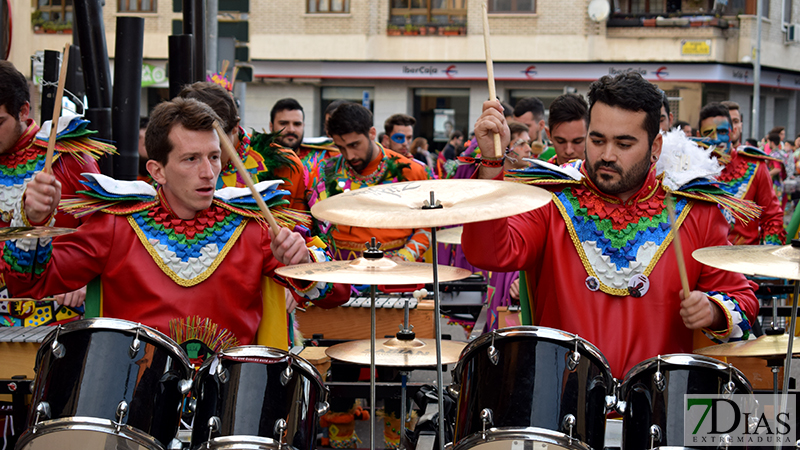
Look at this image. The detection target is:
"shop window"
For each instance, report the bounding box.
[119,0,156,13]
[487,0,535,13]
[389,0,467,26]
[308,0,350,13]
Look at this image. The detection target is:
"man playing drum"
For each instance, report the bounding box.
[1,97,350,354]
[462,73,758,378]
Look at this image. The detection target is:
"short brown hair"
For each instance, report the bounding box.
[145,97,221,166]
[721,100,740,113]
[508,121,530,139]
[178,82,239,134]
[384,113,416,135]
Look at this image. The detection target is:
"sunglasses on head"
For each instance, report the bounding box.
[391,133,410,144]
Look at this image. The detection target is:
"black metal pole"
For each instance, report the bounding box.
[65,45,86,115]
[40,50,60,123]
[190,0,206,82]
[73,0,113,175]
[112,17,144,181]
[169,35,195,100]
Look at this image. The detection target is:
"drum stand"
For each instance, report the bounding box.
[363,239,383,450]
[778,279,799,450]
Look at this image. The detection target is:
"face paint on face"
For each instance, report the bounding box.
[699,116,731,151]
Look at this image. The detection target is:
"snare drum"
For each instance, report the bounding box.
[16,318,193,450]
[619,354,753,449]
[451,326,615,450]
[191,346,329,450]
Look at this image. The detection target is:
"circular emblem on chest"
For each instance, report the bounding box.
[585,276,600,292]
[627,274,650,297]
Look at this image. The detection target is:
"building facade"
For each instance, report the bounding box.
[7,0,800,147]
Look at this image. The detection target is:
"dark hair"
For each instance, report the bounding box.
[698,102,732,131]
[660,90,671,118]
[745,138,759,147]
[721,100,740,113]
[769,126,785,135]
[508,121,530,138]
[145,97,222,166]
[139,116,149,130]
[327,103,372,137]
[768,132,782,146]
[325,99,349,118]
[587,73,662,147]
[513,97,545,121]
[0,60,30,119]
[270,98,304,124]
[501,101,514,118]
[384,114,416,135]
[178,82,239,134]
[674,120,690,130]
[548,93,588,132]
[450,130,464,141]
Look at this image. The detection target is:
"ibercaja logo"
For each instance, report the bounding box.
[685,394,796,446]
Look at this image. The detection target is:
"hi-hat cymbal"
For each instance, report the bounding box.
[692,244,800,280]
[0,226,76,241]
[275,257,471,285]
[695,334,800,358]
[326,338,466,367]
[311,179,551,229]
[437,226,463,245]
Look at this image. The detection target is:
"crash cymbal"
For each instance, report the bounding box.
[0,226,76,241]
[310,179,551,229]
[437,226,463,245]
[326,338,467,367]
[692,243,800,280]
[695,334,800,358]
[274,257,471,285]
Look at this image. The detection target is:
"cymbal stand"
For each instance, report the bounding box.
[422,191,445,450]
[363,238,384,450]
[779,278,800,445]
[395,289,427,450]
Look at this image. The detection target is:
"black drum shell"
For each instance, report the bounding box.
[28,319,191,448]
[191,346,326,450]
[452,326,613,450]
[620,354,753,450]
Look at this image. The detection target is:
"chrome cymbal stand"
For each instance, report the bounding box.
[363,238,384,450]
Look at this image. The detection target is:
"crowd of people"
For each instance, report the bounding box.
[0,58,789,448]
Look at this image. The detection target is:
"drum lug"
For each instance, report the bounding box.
[316,400,330,416]
[561,413,576,444]
[179,378,193,396]
[604,394,617,412]
[187,397,197,413]
[51,325,65,359]
[487,332,499,366]
[216,363,229,383]
[446,383,460,399]
[567,337,581,371]
[615,400,627,415]
[653,356,666,392]
[167,438,183,450]
[649,424,662,449]
[129,325,142,358]
[723,363,736,394]
[480,408,493,440]
[207,416,221,442]
[31,401,51,434]
[281,365,294,386]
[717,434,732,448]
[274,418,288,449]
[113,400,129,433]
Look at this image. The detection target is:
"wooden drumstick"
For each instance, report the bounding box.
[213,121,281,235]
[481,3,503,159]
[666,195,691,297]
[44,43,71,174]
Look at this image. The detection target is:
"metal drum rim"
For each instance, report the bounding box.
[456,326,613,388]
[15,416,164,450]
[37,317,191,373]
[619,353,753,396]
[453,426,595,450]
[197,345,328,393]
[198,435,281,450]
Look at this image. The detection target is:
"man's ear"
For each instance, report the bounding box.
[369,126,377,142]
[147,159,167,185]
[18,102,30,122]
[651,132,663,162]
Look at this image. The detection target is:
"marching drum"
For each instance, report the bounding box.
[618,354,753,449]
[16,318,193,450]
[451,326,615,450]
[190,346,329,450]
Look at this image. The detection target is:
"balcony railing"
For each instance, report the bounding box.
[386,23,466,36]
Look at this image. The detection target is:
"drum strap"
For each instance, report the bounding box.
[84,276,101,319]
[257,276,289,350]
[518,271,533,325]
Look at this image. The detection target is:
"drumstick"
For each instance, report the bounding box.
[44,43,71,174]
[213,121,281,235]
[666,195,691,297]
[3,298,55,302]
[481,3,502,159]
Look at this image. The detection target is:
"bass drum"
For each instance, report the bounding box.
[191,346,329,450]
[619,354,753,449]
[16,318,193,450]
[451,326,614,450]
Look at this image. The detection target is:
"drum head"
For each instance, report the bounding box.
[16,418,162,450]
[453,429,593,450]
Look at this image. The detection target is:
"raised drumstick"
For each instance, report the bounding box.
[44,44,71,174]
[666,195,691,297]
[213,121,281,235]
[482,3,502,159]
